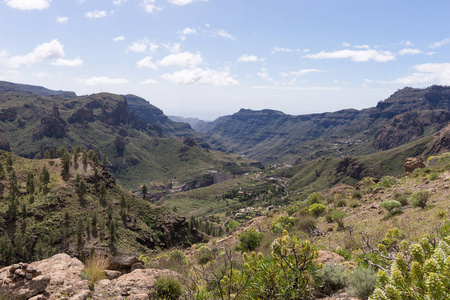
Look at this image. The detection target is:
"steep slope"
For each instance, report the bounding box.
[0,90,261,188]
[124,94,197,138]
[168,115,208,131]
[0,150,204,267]
[198,86,450,165]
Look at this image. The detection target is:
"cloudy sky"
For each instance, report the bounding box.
[1,0,449,119]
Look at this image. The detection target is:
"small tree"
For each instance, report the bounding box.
[142,184,147,200]
[76,178,87,199]
[331,211,347,230]
[26,171,35,195]
[99,181,106,199]
[236,228,264,252]
[61,152,71,179]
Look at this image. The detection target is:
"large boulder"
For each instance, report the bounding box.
[0,262,50,299]
[107,256,144,273]
[95,268,181,298]
[404,156,425,173]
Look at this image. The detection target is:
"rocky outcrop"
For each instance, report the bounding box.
[0,107,17,121]
[33,106,67,140]
[373,110,450,150]
[0,139,10,152]
[0,262,50,299]
[114,136,126,156]
[424,123,450,156]
[316,251,345,265]
[68,108,94,124]
[0,254,182,300]
[335,157,365,180]
[404,157,426,173]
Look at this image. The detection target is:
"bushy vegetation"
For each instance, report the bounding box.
[156,277,183,300]
[308,203,327,217]
[410,190,431,209]
[236,228,264,252]
[82,254,108,289]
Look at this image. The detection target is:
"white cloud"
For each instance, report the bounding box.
[136,56,157,70]
[141,0,161,13]
[161,68,238,86]
[52,57,83,67]
[158,52,202,68]
[78,76,129,85]
[182,27,197,35]
[388,63,450,85]
[429,38,450,49]
[401,40,414,46]
[5,0,51,10]
[2,39,65,68]
[56,16,69,24]
[168,0,208,5]
[251,86,341,91]
[271,47,293,54]
[237,55,260,62]
[163,43,181,53]
[113,36,125,42]
[342,42,351,47]
[214,29,236,40]
[142,78,160,84]
[126,39,159,53]
[304,49,395,62]
[289,69,326,76]
[257,68,275,82]
[85,10,108,19]
[399,48,422,55]
[354,45,370,49]
[113,0,129,6]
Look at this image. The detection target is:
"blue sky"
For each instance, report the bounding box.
[1,0,449,120]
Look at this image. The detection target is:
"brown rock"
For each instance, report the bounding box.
[29,253,85,298]
[68,289,93,300]
[105,270,122,280]
[404,156,425,173]
[130,263,145,272]
[107,256,144,272]
[315,250,345,265]
[1,274,50,299]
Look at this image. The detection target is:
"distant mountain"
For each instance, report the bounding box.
[0,80,77,97]
[198,86,450,165]
[0,82,261,189]
[124,94,197,138]
[168,115,208,131]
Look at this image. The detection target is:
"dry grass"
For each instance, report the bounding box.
[83,254,108,287]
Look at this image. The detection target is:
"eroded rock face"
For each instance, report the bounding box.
[404,157,426,173]
[33,106,68,140]
[107,256,144,273]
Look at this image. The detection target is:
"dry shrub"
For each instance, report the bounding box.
[83,254,108,289]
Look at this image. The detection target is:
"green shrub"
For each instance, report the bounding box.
[331,211,347,230]
[349,200,359,208]
[380,200,401,213]
[198,246,213,265]
[376,176,397,188]
[437,210,446,220]
[439,222,450,237]
[285,204,298,216]
[236,228,264,252]
[348,266,377,300]
[156,277,183,300]
[308,203,326,217]
[336,198,347,207]
[333,246,351,261]
[315,263,348,296]
[394,193,408,206]
[410,190,431,209]
[168,249,186,264]
[270,215,296,233]
[428,173,439,181]
[295,216,317,234]
[352,190,363,199]
[307,192,324,205]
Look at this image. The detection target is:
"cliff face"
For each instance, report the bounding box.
[198,86,450,164]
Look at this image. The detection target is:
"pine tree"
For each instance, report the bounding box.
[82,150,88,167]
[61,152,70,179]
[8,170,19,199]
[48,148,55,159]
[76,179,87,199]
[99,181,106,199]
[142,185,147,200]
[5,153,13,173]
[0,162,5,179]
[101,152,108,166]
[40,166,50,193]
[26,171,35,195]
